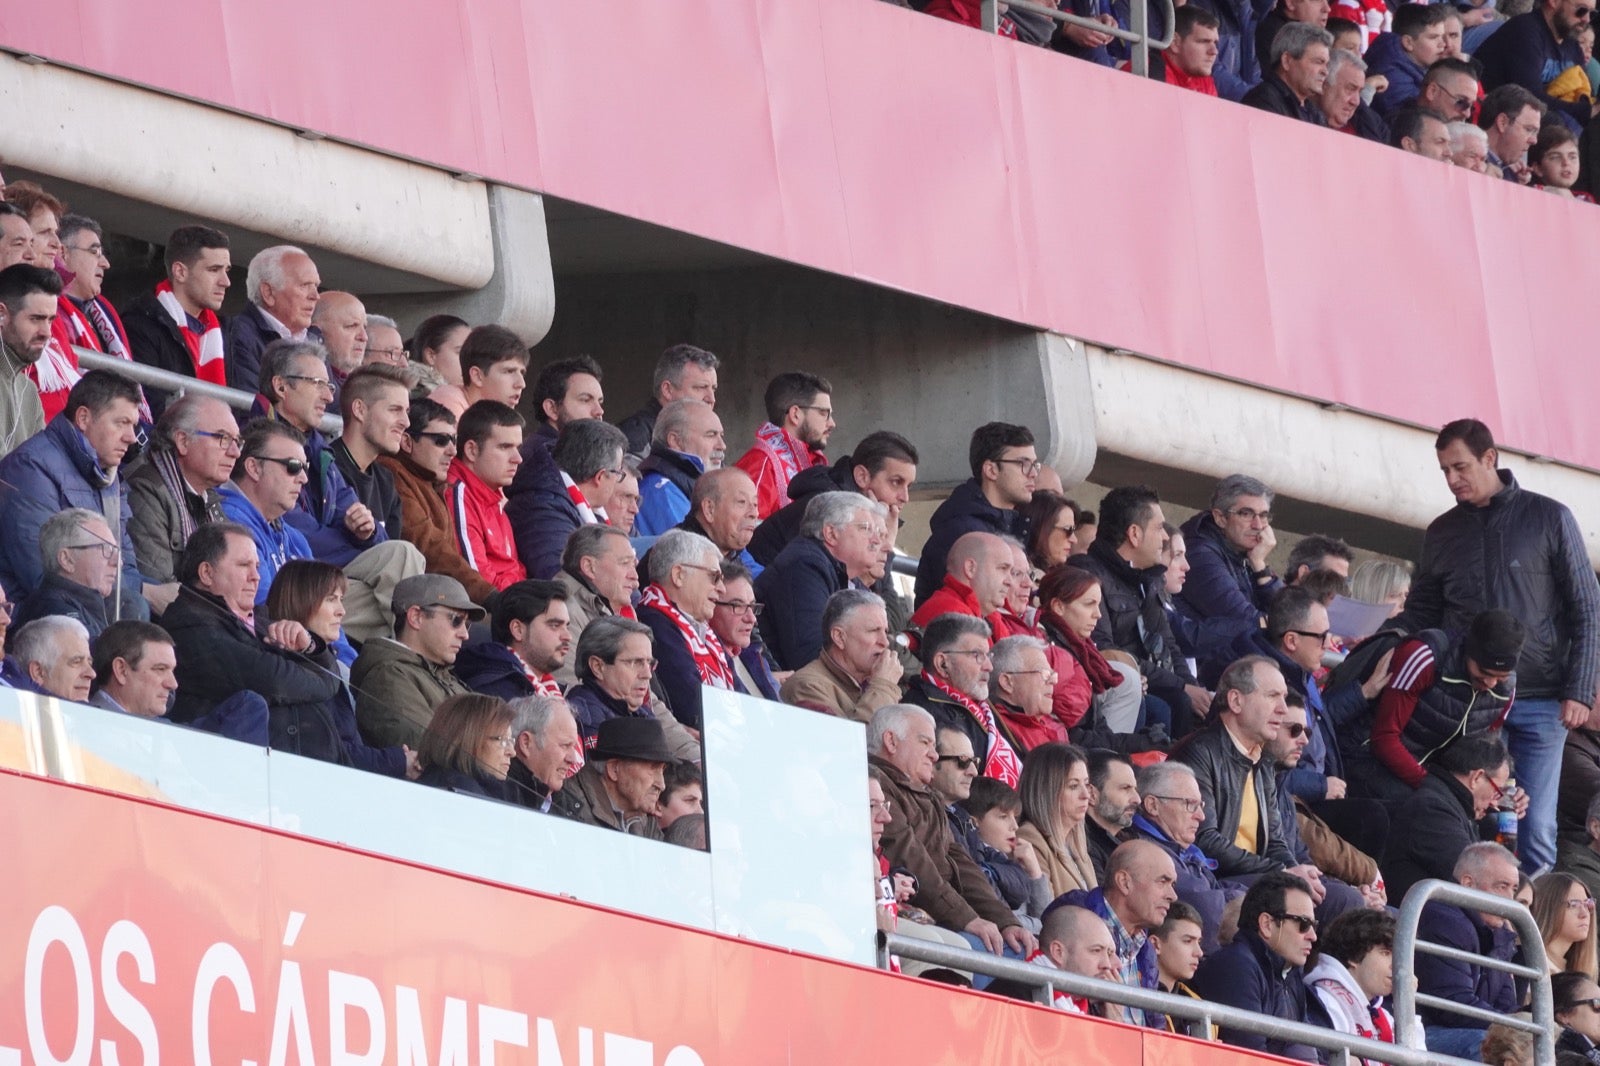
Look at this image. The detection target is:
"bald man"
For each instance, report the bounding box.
[910,530,1015,632]
[1051,839,1179,1027]
[312,291,368,384]
[1021,904,1122,1014]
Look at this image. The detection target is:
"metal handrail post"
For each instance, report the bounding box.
[981,0,1000,33]
[1393,879,1556,1066]
[881,932,1484,1066]
[977,0,1174,51]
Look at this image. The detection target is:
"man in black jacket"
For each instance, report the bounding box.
[1072,484,1209,735]
[118,225,232,420]
[504,694,585,817]
[1242,22,1333,123]
[914,422,1035,606]
[1171,657,1329,898]
[1397,418,1600,874]
[1381,735,1514,902]
[329,365,409,541]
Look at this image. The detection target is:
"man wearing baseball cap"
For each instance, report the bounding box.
[352,573,485,748]
[566,715,675,840]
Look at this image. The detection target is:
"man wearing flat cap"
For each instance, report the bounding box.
[353,574,485,748]
[567,716,674,839]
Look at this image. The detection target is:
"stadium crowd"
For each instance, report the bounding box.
[3,176,1600,1062]
[898,0,1600,198]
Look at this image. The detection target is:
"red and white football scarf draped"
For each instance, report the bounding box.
[877,851,902,974]
[1025,952,1088,1013]
[560,470,607,525]
[510,647,564,698]
[638,583,737,690]
[56,297,152,423]
[921,670,1023,787]
[29,336,83,422]
[750,421,817,509]
[154,281,227,387]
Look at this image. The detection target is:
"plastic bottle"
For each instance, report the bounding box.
[1495,777,1519,853]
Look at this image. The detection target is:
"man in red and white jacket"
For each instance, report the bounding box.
[447,400,527,592]
[734,371,832,520]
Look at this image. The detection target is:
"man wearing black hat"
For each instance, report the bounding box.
[566,716,673,839]
[1360,610,1526,806]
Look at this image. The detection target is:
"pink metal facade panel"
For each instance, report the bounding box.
[3,0,1593,464]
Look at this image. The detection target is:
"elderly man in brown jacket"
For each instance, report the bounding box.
[781,588,903,722]
[868,703,1036,958]
[377,397,496,605]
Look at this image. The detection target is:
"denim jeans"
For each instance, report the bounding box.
[1502,696,1563,873]
[1426,1025,1486,1059]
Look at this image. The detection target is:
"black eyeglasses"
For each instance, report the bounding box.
[1289,629,1332,646]
[193,429,244,451]
[993,457,1043,476]
[409,429,457,448]
[712,599,765,617]
[1272,912,1317,934]
[1569,996,1600,1012]
[253,455,309,476]
[1578,5,1593,18]
[937,755,978,771]
[1150,795,1204,813]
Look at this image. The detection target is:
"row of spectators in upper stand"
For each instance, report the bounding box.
[890,0,1600,199]
[7,175,1600,1059]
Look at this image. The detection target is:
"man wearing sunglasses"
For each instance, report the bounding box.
[351,574,482,749]
[378,398,495,606]
[1193,870,1322,1061]
[1417,58,1481,124]
[219,419,316,604]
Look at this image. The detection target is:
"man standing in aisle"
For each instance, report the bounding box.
[1397,418,1600,874]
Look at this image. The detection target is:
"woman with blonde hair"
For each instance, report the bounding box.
[416,693,516,801]
[1014,742,1098,897]
[1350,559,1413,619]
[1533,872,1599,979]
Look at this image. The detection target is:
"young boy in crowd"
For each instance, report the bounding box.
[654,761,704,832]
[962,777,1052,932]
[1152,900,1215,1039]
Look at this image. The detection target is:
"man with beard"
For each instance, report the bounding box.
[455,579,571,701]
[735,371,833,520]
[1475,0,1592,130]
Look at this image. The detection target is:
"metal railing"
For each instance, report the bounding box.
[1393,878,1554,1064]
[881,931,1484,1066]
[980,0,1175,78]
[75,347,344,437]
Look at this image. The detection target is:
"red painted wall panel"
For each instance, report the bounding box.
[2,1,1592,465]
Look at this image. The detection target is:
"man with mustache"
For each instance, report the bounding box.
[455,579,572,701]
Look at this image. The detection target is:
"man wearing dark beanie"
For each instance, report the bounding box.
[1357,609,1525,805]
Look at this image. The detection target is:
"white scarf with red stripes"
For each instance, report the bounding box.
[638,583,736,691]
[561,470,609,525]
[920,670,1023,788]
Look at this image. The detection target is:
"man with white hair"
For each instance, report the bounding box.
[781,587,904,721]
[1320,49,1390,141]
[868,702,1035,958]
[1449,120,1492,172]
[634,398,726,536]
[504,694,586,817]
[1413,842,1521,1058]
[224,244,322,393]
[9,615,94,701]
[126,395,236,595]
[10,508,118,641]
[637,529,733,732]
[754,490,887,671]
[361,314,407,369]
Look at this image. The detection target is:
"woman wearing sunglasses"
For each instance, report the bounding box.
[1533,872,1600,979]
[1553,971,1600,1062]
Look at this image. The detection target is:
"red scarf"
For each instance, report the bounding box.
[750,421,825,509]
[1043,613,1124,693]
[511,647,563,697]
[921,670,1022,787]
[561,470,608,526]
[639,584,737,691]
[56,296,151,423]
[154,281,227,387]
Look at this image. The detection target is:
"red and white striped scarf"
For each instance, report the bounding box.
[154,281,227,387]
[750,421,823,509]
[56,297,152,423]
[638,583,736,691]
[920,670,1023,787]
[560,470,609,526]
[510,647,564,698]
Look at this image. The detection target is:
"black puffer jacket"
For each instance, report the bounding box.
[160,586,344,762]
[914,479,1027,606]
[747,457,851,566]
[1397,470,1600,705]
[1071,540,1194,693]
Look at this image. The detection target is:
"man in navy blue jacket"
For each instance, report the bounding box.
[1413,842,1522,1059]
[914,423,1035,607]
[1475,0,1592,131]
[1192,870,1321,1061]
